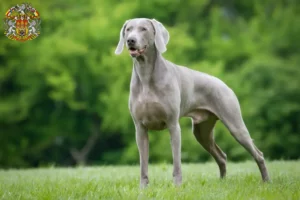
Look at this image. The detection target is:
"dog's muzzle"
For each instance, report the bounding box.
[128,46,147,57]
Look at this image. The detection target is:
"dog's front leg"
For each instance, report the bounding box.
[135,123,149,188]
[169,122,182,186]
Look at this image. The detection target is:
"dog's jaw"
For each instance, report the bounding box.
[129,46,147,58]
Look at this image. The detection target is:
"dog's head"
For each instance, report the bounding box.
[115,18,169,57]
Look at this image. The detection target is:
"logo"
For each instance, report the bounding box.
[3,3,41,42]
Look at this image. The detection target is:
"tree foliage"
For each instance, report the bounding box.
[0,0,299,168]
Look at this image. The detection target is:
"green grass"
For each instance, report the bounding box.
[0,161,299,200]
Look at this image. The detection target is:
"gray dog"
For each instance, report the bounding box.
[115,18,270,188]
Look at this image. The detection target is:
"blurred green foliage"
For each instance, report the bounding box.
[0,0,299,168]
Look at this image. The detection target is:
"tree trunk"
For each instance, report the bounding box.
[70,114,100,166]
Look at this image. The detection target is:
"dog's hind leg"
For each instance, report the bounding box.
[222,117,270,182]
[215,92,270,182]
[193,116,227,178]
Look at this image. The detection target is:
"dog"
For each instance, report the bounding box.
[115,18,270,188]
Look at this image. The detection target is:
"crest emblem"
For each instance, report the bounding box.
[3,3,41,42]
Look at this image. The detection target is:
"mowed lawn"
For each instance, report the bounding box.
[0,161,299,200]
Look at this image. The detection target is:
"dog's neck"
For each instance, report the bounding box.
[132,46,161,90]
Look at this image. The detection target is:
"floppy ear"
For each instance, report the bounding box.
[151,19,170,53]
[115,20,130,55]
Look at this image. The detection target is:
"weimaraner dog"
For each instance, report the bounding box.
[115,18,270,188]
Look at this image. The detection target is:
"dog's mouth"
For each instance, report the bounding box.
[129,46,146,57]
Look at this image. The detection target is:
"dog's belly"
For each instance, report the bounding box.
[133,101,167,131]
[185,109,214,124]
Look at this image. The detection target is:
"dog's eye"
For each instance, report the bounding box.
[141,27,147,31]
[126,28,130,32]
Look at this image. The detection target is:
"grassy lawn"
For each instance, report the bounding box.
[0,161,299,200]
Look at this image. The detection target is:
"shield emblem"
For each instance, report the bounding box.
[4,3,41,42]
[16,18,29,41]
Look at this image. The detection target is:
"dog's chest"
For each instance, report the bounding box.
[131,91,168,130]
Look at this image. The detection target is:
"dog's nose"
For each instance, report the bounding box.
[127,38,136,46]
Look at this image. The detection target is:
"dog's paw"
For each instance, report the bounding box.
[140,179,149,189]
[173,175,182,187]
